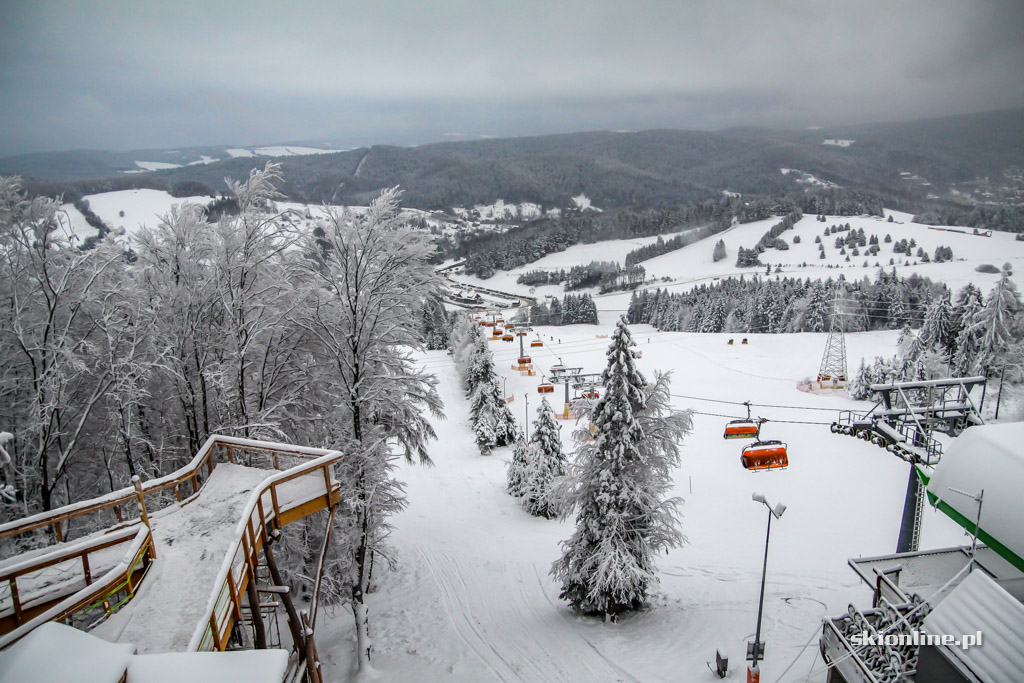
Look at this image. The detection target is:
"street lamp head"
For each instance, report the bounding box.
[752,492,786,518]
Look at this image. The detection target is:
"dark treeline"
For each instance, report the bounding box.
[627,269,947,334]
[914,204,1024,235]
[751,209,803,251]
[624,223,733,266]
[517,261,645,293]
[518,293,599,326]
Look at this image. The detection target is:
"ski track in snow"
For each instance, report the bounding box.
[417,548,637,682]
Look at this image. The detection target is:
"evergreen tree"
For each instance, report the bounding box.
[471,379,519,453]
[520,398,566,518]
[506,436,530,497]
[917,292,955,358]
[420,294,451,350]
[712,239,727,262]
[552,318,692,620]
[973,270,1022,375]
[953,292,985,376]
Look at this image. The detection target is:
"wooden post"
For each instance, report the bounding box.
[10,580,22,625]
[132,476,156,560]
[246,565,268,649]
[301,612,322,683]
[265,542,306,657]
[209,614,222,651]
[53,520,64,543]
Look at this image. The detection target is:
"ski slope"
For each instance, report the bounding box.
[316,325,972,681]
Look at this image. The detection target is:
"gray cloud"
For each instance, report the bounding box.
[1,0,1022,155]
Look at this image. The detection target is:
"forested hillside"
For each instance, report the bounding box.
[8,109,1024,220]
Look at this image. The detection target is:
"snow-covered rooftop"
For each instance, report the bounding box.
[927,423,1024,571]
[923,570,1024,683]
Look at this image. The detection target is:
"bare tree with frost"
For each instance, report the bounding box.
[295,187,443,669]
[0,176,127,518]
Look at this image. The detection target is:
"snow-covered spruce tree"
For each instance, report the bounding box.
[849,358,874,400]
[520,397,566,518]
[465,334,498,396]
[470,378,519,454]
[917,292,955,360]
[506,436,530,496]
[420,292,451,351]
[552,317,693,620]
[973,270,1022,376]
[296,187,443,669]
[450,313,482,386]
[953,290,985,377]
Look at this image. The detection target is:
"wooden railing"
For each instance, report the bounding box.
[188,450,341,651]
[0,525,146,632]
[0,525,154,650]
[0,435,338,551]
[0,435,343,650]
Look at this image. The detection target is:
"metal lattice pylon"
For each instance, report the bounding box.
[818,297,847,389]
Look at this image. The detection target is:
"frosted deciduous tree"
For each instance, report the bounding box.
[552,317,692,621]
[213,163,305,440]
[0,177,126,516]
[296,187,443,669]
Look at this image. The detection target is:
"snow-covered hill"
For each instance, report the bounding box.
[448,210,1023,306]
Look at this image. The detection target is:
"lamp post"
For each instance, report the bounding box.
[748,492,786,683]
[525,392,530,441]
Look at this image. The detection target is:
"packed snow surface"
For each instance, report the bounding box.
[92,464,274,653]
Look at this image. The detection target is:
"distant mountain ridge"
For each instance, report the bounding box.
[3,108,1023,210]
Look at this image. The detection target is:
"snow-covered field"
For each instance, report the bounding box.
[225,146,341,158]
[61,189,216,240]
[316,325,972,681]
[447,210,1023,305]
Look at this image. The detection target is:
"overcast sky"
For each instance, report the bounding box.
[1,0,1023,156]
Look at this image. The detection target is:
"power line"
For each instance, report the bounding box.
[669,393,843,412]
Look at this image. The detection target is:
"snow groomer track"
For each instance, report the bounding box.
[0,435,342,653]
